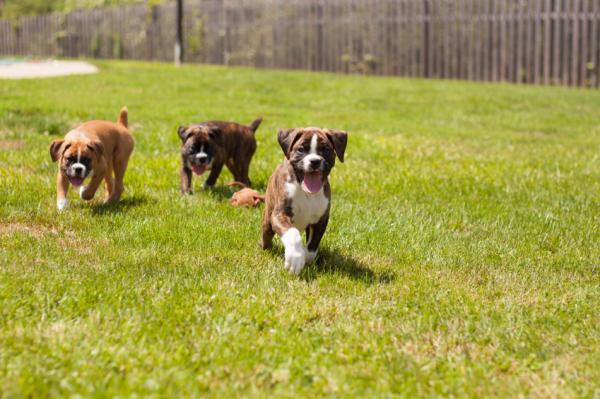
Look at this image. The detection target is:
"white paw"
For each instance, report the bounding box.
[305,250,317,264]
[281,228,306,275]
[79,186,87,199]
[285,247,306,275]
[57,198,68,211]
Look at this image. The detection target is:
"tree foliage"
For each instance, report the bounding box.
[0,0,163,18]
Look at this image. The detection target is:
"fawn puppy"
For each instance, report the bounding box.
[50,107,134,210]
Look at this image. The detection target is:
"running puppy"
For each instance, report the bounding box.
[178,118,262,194]
[49,107,134,210]
[262,127,348,275]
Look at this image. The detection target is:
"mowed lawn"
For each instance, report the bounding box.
[1,60,599,397]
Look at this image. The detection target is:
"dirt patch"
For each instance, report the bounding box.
[0,222,62,239]
[0,222,107,257]
[0,60,98,79]
[0,140,25,150]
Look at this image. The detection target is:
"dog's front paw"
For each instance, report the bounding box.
[202,182,215,190]
[281,228,305,275]
[56,198,68,211]
[285,247,306,275]
[79,186,87,199]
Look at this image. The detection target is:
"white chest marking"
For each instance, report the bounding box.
[284,180,329,231]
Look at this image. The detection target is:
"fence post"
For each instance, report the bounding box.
[175,0,184,66]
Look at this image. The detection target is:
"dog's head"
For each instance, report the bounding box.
[178,124,222,176]
[49,139,103,187]
[278,127,347,194]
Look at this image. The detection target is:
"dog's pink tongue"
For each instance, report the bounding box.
[302,172,323,194]
[69,177,84,187]
[192,165,207,175]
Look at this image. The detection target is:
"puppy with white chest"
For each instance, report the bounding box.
[262,127,348,275]
[49,107,134,210]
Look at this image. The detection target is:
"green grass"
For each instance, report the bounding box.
[1,60,599,398]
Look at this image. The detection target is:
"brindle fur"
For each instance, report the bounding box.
[179,118,261,193]
[261,128,347,267]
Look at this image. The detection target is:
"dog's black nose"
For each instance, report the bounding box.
[309,158,321,168]
[73,164,85,175]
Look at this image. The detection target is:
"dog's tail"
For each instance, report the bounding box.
[226,181,248,189]
[248,117,262,133]
[117,106,128,128]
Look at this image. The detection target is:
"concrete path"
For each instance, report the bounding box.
[0,60,98,79]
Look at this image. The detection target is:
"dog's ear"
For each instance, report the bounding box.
[87,141,104,159]
[208,126,222,144]
[178,125,191,142]
[278,128,301,159]
[325,129,348,162]
[50,139,67,162]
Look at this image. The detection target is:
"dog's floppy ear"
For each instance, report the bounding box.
[208,126,222,144]
[325,129,348,162]
[87,141,104,159]
[278,128,301,159]
[178,125,191,142]
[49,139,67,162]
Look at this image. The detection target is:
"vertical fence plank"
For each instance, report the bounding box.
[572,0,580,86]
[561,0,569,85]
[580,0,588,86]
[592,0,599,87]
[543,0,551,85]
[524,0,532,83]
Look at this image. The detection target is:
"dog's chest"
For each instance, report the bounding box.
[285,181,329,230]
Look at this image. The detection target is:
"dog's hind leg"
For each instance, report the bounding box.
[106,156,129,204]
[103,163,114,203]
[226,160,251,188]
[237,164,251,188]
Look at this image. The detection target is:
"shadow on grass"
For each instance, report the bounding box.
[90,195,152,215]
[265,244,394,284]
[302,248,396,284]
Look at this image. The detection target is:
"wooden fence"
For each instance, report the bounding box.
[1,0,599,88]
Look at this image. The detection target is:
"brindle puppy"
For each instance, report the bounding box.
[178,118,262,193]
[262,127,348,275]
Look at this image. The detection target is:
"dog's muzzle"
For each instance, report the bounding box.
[303,154,324,172]
[194,152,209,164]
[188,152,212,176]
[70,163,86,177]
[66,163,89,186]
